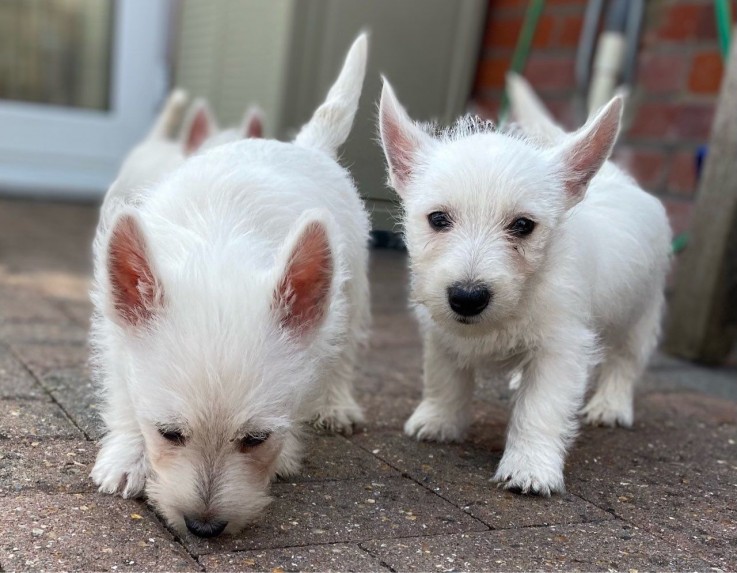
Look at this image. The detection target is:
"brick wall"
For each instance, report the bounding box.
[472,0,732,237]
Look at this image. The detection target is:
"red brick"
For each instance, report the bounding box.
[615,148,668,190]
[674,102,715,139]
[654,2,704,41]
[667,149,699,196]
[483,15,524,48]
[524,54,575,92]
[636,52,688,93]
[532,15,556,48]
[629,102,677,139]
[557,14,584,48]
[473,96,502,121]
[688,51,724,94]
[475,56,511,90]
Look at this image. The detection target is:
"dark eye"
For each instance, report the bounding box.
[428,211,452,231]
[239,432,270,452]
[508,217,536,237]
[158,428,186,446]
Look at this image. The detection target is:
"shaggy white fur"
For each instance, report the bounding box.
[90,33,370,536]
[378,75,671,496]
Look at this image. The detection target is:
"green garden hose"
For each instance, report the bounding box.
[499,0,546,124]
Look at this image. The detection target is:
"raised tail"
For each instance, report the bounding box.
[294,32,368,157]
[506,73,566,146]
[148,88,189,140]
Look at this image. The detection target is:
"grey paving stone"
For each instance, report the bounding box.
[568,420,737,568]
[0,284,72,324]
[41,368,103,440]
[182,478,487,555]
[0,344,46,400]
[10,341,88,380]
[0,321,89,345]
[287,433,399,482]
[0,440,95,496]
[361,521,713,572]
[0,399,82,440]
[58,299,93,327]
[200,543,384,572]
[351,432,612,530]
[0,493,198,571]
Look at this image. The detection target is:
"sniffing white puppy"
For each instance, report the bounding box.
[378,77,671,495]
[90,33,369,537]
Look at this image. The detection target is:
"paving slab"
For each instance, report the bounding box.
[361,521,713,572]
[57,298,93,327]
[568,420,737,569]
[286,433,399,482]
[0,398,83,439]
[200,543,385,572]
[182,478,488,555]
[0,493,199,571]
[0,344,46,400]
[352,432,612,530]
[0,283,72,324]
[0,439,95,496]
[0,321,89,345]
[10,341,88,379]
[41,368,103,440]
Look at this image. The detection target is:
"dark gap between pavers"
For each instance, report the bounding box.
[180,477,488,556]
[0,398,84,440]
[0,345,48,401]
[40,369,103,441]
[351,431,612,530]
[360,521,714,572]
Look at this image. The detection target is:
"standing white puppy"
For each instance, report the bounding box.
[90,34,370,537]
[378,78,671,496]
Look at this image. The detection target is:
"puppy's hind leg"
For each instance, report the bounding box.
[582,294,664,428]
[310,270,369,435]
[404,330,475,443]
[90,373,148,498]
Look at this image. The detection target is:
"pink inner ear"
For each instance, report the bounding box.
[185,108,211,155]
[276,222,333,335]
[381,109,417,188]
[244,114,263,139]
[108,215,160,326]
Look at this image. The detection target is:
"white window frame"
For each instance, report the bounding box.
[0,0,171,199]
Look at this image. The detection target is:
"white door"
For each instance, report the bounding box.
[0,0,172,199]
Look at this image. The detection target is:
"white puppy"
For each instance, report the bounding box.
[90,33,370,537]
[378,77,671,496]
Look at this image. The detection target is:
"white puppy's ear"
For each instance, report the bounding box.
[242,106,264,139]
[378,79,434,196]
[273,214,334,337]
[106,211,163,327]
[555,95,622,207]
[294,32,368,157]
[181,99,218,155]
[506,73,565,146]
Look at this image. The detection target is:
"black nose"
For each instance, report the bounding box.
[184,516,228,538]
[447,284,491,317]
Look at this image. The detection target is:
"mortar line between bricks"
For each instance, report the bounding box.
[342,434,493,532]
[8,345,92,441]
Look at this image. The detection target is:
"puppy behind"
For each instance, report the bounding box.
[90,33,370,537]
[378,77,671,496]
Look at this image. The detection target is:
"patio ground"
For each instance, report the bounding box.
[0,198,735,572]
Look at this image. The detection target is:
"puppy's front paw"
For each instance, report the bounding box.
[91,438,148,499]
[404,400,468,443]
[312,397,364,436]
[581,393,633,428]
[493,451,565,497]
